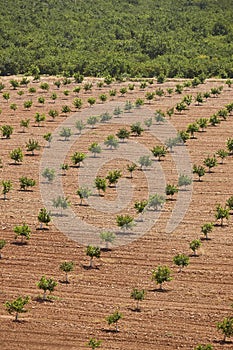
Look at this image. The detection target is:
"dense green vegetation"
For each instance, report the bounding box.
[0,0,232,78]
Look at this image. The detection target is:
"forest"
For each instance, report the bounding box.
[0,0,233,78]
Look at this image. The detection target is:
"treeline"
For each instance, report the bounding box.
[0,0,233,78]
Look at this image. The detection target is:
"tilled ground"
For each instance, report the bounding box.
[0,76,233,350]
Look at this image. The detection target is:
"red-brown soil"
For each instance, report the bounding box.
[0,76,232,350]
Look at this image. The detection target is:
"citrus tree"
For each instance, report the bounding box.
[106,169,122,187]
[215,204,230,226]
[87,338,102,349]
[26,139,40,155]
[151,145,167,161]
[71,152,86,167]
[95,177,107,196]
[10,148,23,164]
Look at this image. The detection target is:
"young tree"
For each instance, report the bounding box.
[0,239,6,259]
[1,125,13,139]
[87,338,102,349]
[175,102,186,114]
[190,239,201,256]
[3,92,10,102]
[127,163,137,178]
[209,114,220,127]
[178,174,192,189]
[109,89,117,99]
[10,148,23,164]
[60,163,69,176]
[100,112,112,123]
[186,123,199,138]
[147,193,165,211]
[73,97,83,110]
[173,254,189,272]
[54,80,61,89]
[217,316,233,343]
[197,118,208,132]
[203,155,217,172]
[116,128,130,142]
[195,92,204,105]
[77,187,92,205]
[106,170,122,187]
[165,137,179,152]
[14,223,31,243]
[24,100,33,110]
[75,120,85,134]
[144,117,153,129]
[216,149,228,164]
[71,152,86,167]
[104,135,119,150]
[52,196,70,215]
[42,168,55,183]
[151,265,172,290]
[135,98,144,108]
[38,208,51,229]
[124,100,133,112]
[59,261,74,283]
[155,110,165,124]
[61,105,71,115]
[88,142,102,157]
[130,288,145,311]
[88,97,96,107]
[226,138,233,155]
[59,127,72,141]
[151,145,167,161]
[43,133,52,147]
[26,139,41,155]
[138,155,152,170]
[38,96,45,105]
[20,118,30,132]
[113,106,122,117]
[215,204,230,226]
[86,245,101,268]
[106,310,122,332]
[5,296,30,321]
[201,222,214,240]
[116,214,135,232]
[34,112,46,126]
[166,184,178,199]
[48,109,59,120]
[131,122,144,136]
[2,180,12,200]
[37,275,57,301]
[120,87,127,96]
[100,231,115,250]
[193,164,205,181]
[175,84,183,94]
[194,344,213,350]
[145,91,155,103]
[50,92,57,103]
[226,196,233,211]
[19,177,36,191]
[87,115,99,128]
[177,130,189,144]
[40,82,49,92]
[134,200,148,220]
[99,94,107,103]
[10,103,17,112]
[95,177,107,196]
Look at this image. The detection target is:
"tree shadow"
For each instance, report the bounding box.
[11,241,28,246]
[128,307,141,313]
[81,263,100,270]
[213,339,233,345]
[101,328,118,334]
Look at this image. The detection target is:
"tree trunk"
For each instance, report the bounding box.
[66,272,69,283]
[43,291,47,300]
[15,312,19,321]
[115,321,118,332]
[90,257,93,268]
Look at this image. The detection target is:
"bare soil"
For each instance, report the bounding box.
[0,76,233,350]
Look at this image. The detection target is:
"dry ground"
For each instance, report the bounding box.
[0,76,232,350]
